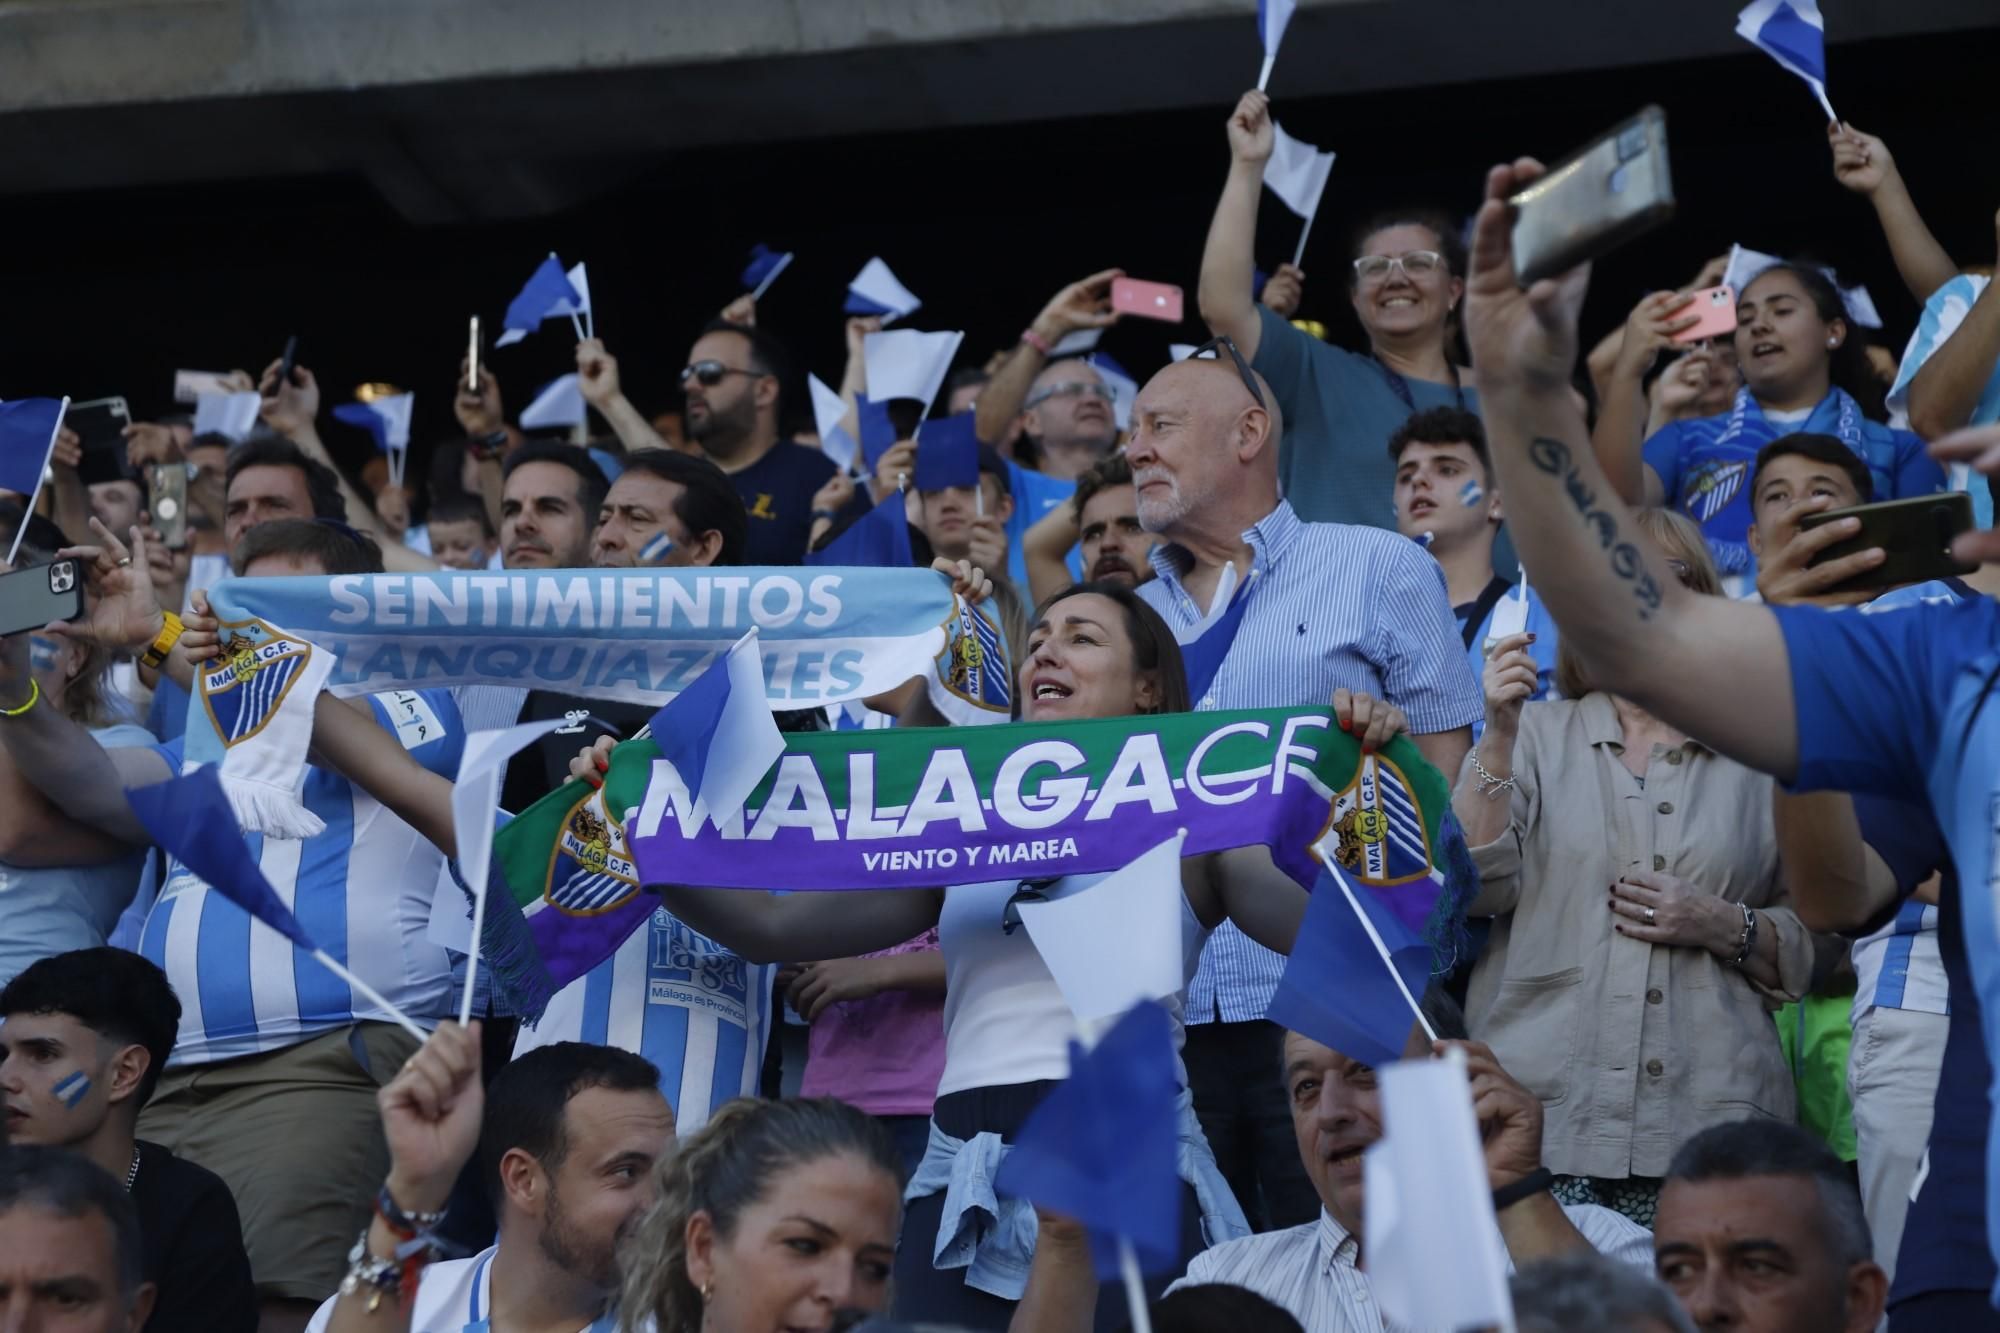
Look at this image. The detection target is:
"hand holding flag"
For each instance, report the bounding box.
[1736,0,1837,123]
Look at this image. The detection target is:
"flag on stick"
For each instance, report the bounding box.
[495,255,586,347]
[742,244,795,301]
[0,397,68,563]
[1257,0,1297,91]
[1736,0,1838,122]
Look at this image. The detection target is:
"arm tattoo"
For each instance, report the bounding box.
[1528,436,1664,619]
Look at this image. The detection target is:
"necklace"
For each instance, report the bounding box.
[125,1144,141,1192]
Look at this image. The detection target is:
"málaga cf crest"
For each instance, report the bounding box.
[199,620,316,745]
[1317,753,1436,887]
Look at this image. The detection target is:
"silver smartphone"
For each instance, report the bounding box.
[1510,106,1675,287]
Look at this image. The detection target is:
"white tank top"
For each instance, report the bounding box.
[935,870,1210,1098]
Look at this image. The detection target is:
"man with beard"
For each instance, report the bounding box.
[1020,453,1162,604]
[679,319,835,565]
[308,1031,671,1333]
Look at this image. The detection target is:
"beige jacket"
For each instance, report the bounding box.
[1462,693,1814,1180]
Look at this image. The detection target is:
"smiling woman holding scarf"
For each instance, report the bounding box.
[613,582,1414,1331]
[1609,263,1943,592]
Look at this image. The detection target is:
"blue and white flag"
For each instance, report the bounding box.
[0,398,67,559]
[331,393,414,452]
[742,244,794,302]
[808,374,857,473]
[863,329,962,414]
[520,373,588,431]
[192,391,262,444]
[1265,123,1336,266]
[647,630,785,830]
[495,254,586,347]
[845,257,922,323]
[1736,0,1836,121]
[1258,0,1297,90]
[186,567,975,834]
[1088,353,1139,432]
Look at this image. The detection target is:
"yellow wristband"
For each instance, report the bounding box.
[140,612,184,671]
[0,679,40,718]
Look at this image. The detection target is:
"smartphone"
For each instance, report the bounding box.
[466,316,482,394]
[1510,105,1675,287]
[0,560,83,639]
[1671,285,1737,344]
[1799,492,1977,593]
[274,335,299,396]
[148,462,189,550]
[1110,277,1185,324]
[173,370,233,404]
[67,397,131,454]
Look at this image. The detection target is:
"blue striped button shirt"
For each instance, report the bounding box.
[1137,500,1482,1022]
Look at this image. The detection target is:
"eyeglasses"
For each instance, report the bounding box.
[1000,877,1060,935]
[1352,251,1444,284]
[1185,335,1269,413]
[1023,381,1116,410]
[678,360,762,389]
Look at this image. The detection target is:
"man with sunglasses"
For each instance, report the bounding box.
[1125,339,1482,1236]
[679,319,837,565]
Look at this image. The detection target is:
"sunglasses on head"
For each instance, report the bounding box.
[678,360,762,389]
[1185,335,1268,413]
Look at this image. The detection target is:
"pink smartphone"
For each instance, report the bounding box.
[1111,277,1185,324]
[1671,285,1737,344]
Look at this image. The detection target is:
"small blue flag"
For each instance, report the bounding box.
[913,412,981,492]
[1267,860,1435,1071]
[855,393,898,470]
[995,1000,1183,1278]
[645,632,783,824]
[330,394,413,453]
[495,255,584,347]
[805,490,913,570]
[1736,0,1835,119]
[123,767,318,952]
[0,398,68,500]
[741,244,794,300]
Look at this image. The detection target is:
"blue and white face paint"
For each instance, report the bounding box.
[51,1071,92,1110]
[28,635,60,673]
[1458,478,1485,509]
[638,533,675,566]
[1412,531,1436,549]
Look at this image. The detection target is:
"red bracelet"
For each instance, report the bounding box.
[1020,327,1053,356]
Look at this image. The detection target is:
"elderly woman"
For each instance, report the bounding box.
[1451,508,1813,1227]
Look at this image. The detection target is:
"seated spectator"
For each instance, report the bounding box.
[1512,1251,1696,1333]
[618,1097,905,1333]
[0,1146,156,1333]
[1007,993,1650,1333]
[1654,1120,1888,1333]
[306,1028,671,1332]
[0,948,255,1332]
[0,517,464,1322]
[915,444,1014,584]
[1021,453,1161,606]
[1453,509,1813,1227]
[1611,263,1943,590]
[1387,407,1559,720]
[421,492,500,571]
[0,507,152,984]
[1198,90,1475,530]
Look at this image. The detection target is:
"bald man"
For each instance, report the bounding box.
[1127,348,1482,1234]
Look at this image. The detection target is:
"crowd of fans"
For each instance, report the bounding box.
[0,67,1996,1333]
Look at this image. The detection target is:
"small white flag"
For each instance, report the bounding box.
[808,374,857,471]
[863,329,965,415]
[520,373,588,431]
[1051,327,1104,357]
[1168,343,1199,363]
[1263,123,1336,221]
[1015,831,1187,1022]
[846,257,923,324]
[1723,243,1881,329]
[193,391,262,444]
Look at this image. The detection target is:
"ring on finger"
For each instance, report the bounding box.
[1643,907,1657,925]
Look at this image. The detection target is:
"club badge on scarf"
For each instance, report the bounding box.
[931,595,1010,720]
[187,616,333,838]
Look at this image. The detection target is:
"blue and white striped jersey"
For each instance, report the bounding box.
[514,906,776,1134]
[138,690,464,1066]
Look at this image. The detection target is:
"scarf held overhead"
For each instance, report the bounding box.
[485,708,1475,1021]
[186,567,1000,835]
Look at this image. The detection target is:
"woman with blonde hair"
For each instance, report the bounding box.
[1453,508,1815,1226]
[620,1096,905,1333]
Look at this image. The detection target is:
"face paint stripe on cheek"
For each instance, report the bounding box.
[52,1072,91,1108]
[1458,479,1484,508]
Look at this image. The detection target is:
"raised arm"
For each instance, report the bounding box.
[1020,496,1083,606]
[259,360,438,574]
[1462,159,1799,780]
[1589,291,1690,506]
[576,337,673,454]
[1196,90,1275,360]
[1906,231,2000,441]
[0,634,171,847]
[1831,124,1956,305]
[973,270,1123,448]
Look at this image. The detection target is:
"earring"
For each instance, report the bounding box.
[701,1279,714,1304]
[1826,338,1837,348]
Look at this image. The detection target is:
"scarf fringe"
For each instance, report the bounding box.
[220,776,327,840]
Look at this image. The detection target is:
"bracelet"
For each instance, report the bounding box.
[339,1229,406,1312]
[1727,904,1759,967]
[467,429,509,460]
[0,679,40,718]
[1492,1166,1554,1212]
[1019,327,1053,356]
[1469,747,1516,800]
[810,508,836,522]
[375,1183,449,1237]
[139,612,184,671]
